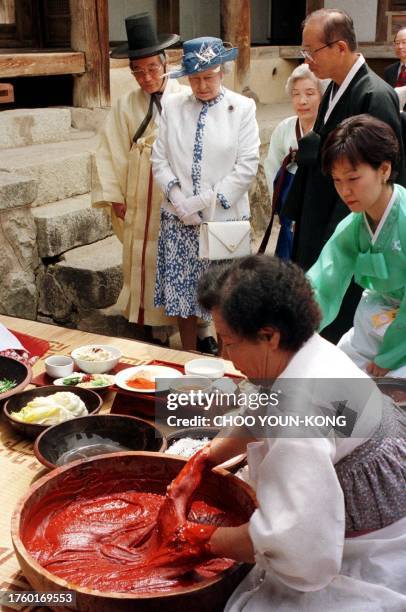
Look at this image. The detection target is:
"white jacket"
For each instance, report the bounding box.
[151,87,260,221]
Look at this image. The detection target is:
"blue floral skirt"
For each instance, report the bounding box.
[154,209,211,320]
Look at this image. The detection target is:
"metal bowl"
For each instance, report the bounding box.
[375,378,406,407]
[12,452,256,612]
[0,356,31,401]
[34,414,167,469]
[166,427,246,472]
[3,385,102,439]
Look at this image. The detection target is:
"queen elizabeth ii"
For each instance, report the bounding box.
[151,37,260,351]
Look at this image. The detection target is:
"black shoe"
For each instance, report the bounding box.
[197,336,219,355]
[150,337,170,347]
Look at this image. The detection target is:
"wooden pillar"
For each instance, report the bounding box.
[70,0,110,108]
[0,0,15,23]
[305,0,324,15]
[157,0,180,35]
[376,0,390,42]
[220,0,251,92]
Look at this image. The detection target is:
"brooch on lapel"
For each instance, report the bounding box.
[391,239,401,252]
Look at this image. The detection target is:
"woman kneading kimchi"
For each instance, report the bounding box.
[151,36,259,350]
[308,115,406,377]
[193,255,406,611]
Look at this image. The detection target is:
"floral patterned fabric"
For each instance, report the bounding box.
[0,349,38,367]
[154,209,210,319]
[335,397,406,534]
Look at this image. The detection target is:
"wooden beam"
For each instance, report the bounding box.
[279,43,396,60]
[0,51,85,77]
[0,83,14,103]
[70,0,110,108]
[220,0,250,92]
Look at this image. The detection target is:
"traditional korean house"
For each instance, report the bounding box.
[1,1,405,109]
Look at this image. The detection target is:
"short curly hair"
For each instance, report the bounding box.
[198,255,321,351]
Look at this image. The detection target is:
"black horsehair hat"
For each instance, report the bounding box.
[111,12,180,59]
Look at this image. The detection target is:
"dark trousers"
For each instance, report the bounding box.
[321,279,363,345]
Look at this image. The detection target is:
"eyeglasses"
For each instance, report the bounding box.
[300,39,340,62]
[130,65,163,78]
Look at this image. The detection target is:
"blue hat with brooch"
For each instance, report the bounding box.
[169,36,238,78]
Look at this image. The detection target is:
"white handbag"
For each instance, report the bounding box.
[199,220,251,260]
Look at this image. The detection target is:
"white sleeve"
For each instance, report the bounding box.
[151,105,180,199]
[263,121,289,200]
[248,437,345,591]
[214,99,260,209]
[92,97,132,206]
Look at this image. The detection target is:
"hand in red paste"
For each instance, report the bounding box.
[152,447,217,565]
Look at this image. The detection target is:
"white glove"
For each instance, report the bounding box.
[182,212,202,225]
[168,185,189,219]
[168,184,186,205]
[169,186,214,220]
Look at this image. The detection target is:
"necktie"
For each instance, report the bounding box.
[396,64,406,87]
[132,92,163,143]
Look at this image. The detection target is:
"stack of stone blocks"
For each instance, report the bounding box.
[0,107,127,334]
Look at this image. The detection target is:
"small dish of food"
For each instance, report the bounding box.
[184,358,226,379]
[169,375,213,394]
[0,355,32,401]
[115,364,182,393]
[44,355,74,379]
[165,427,246,472]
[71,345,121,374]
[53,372,115,390]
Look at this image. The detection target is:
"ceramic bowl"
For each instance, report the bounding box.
[44,355,74,379]
[184,358,226,379]
[34,414,167,469]
[3,386,102,439]
[169,375,213,394]
[0,356,32,401]
[71,345,121,374]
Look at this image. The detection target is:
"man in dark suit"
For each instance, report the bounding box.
[283,8,406,343]
[384,26,406,88]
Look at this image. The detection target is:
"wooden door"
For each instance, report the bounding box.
[0,0,70,49]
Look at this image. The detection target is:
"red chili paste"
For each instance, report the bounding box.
[22,451,240,594]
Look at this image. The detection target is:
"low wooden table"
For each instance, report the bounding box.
[0,314,235,607]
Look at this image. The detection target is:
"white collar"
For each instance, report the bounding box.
[278,334,321,378]
[363,184,397,244]
[324,54,365,124]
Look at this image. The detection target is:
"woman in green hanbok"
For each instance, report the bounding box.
[308,114,406,378]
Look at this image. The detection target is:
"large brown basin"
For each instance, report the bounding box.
[11,451,256,612]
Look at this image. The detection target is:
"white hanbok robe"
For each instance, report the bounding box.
[263,115,300,201]
[91,79,187,326]
[226,334,406,612]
